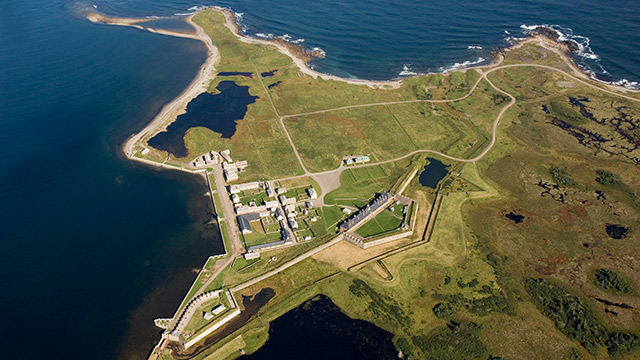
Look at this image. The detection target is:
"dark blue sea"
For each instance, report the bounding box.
[1,1,639,359]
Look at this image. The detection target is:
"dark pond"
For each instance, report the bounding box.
[218,71,254,78]
[418,157,449,189]
[267,81,282,89]
[170,287,276,359]
[606,224,629,239]
[241,294,398,360]
[505,211,525,224]
[148,81,258,158]
[261,69,278,77]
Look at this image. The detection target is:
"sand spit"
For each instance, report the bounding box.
[86,12,152,28]
[85,11,220,162]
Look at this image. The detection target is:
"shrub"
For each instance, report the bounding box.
[595,169,621,186]
[549,166,575,186]
[593,269,632,294]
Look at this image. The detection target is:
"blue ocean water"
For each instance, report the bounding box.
[86,0,640,86]
[1,1,639,360]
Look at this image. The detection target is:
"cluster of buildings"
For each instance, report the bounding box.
[343,155,370,166]
[230,180,320,253]
[192,151,219,167]
[223,160,248,182]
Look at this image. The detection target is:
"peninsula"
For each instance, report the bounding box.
[91,7,640,360]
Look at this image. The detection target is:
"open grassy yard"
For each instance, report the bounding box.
[355,209,404,238]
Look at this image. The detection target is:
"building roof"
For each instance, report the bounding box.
[211,305,226,315]
[247,239,289,252]
[237,215,251,233]
[239,212,260,222]
[339,192,392,231]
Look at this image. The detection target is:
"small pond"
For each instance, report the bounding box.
[606,224,629,239]
[505,211,525,224]
[261,69,278,77]
[241,294,398,360]
[418,157,449,189]
[218,71,254,78]
[148,81,258,158]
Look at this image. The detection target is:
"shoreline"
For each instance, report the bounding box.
[83,9,640,360]
[84,8,639,167]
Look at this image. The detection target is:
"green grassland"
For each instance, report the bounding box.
[144,8,516,177]
[152,10,640,360]
[240,221,281,248]
[284,78,509,171]
[355,208,404,238]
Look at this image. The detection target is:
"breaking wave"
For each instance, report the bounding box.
[174,5,206,16]
[518,24,640,89]
[399,65,417,76]
[440,57,486,72]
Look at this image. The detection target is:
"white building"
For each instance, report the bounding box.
[230,182,261,194]
[231,194,240,203]
[211,305,226,315]
[274,208,284,221]
[276,187,287,195]
[307,188,318,199]
[235,204,268,215]
[225,171,239,182]
[220,149,232,163]
[264,200,279,210]
[244,252,260,260]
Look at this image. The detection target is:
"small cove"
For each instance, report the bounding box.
[147,81,258,158]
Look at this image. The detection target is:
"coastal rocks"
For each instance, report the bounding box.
[528,26,580,53]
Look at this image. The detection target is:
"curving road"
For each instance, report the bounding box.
[272,62,640,182]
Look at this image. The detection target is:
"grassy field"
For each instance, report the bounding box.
[355,209,404,238]
[150,10,640,360]
[143,8,515,178]
[241,221,282,248]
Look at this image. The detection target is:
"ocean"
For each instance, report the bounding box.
[0,1,638,359]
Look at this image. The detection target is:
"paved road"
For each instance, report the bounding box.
[269,61,640,189]
[230,234,344,293]
[211,163,245,256]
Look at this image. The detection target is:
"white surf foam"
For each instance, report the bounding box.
[520,24,600,60]
[311,47,326,57]
[519,24,640,89]
[440,57,486,72]
[175,5,207,16]
[399,64,417,76]
[467,45,483,50]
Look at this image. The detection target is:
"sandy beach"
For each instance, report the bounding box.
[90,13,222,162]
